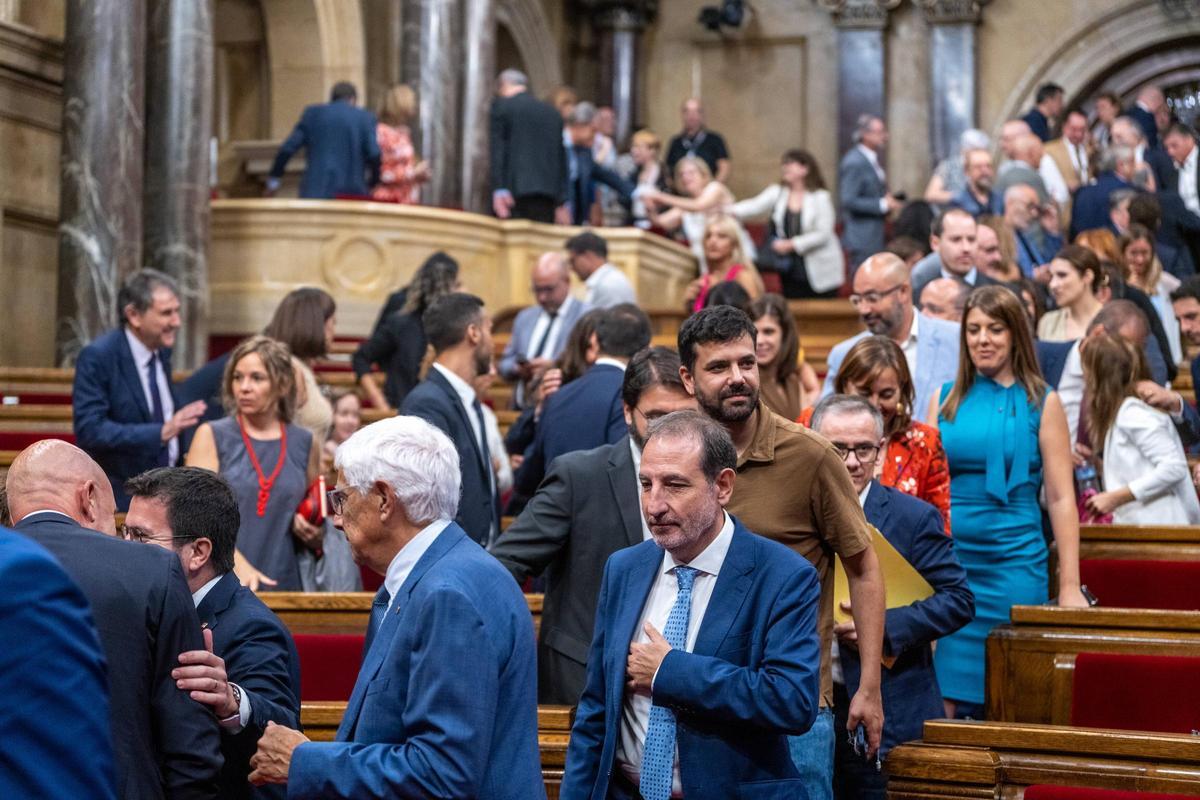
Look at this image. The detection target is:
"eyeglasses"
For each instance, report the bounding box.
[326,487,351,516]
[849,284,905,307]
[829,443,881,464]
[120,524,188,545]
[633,407,673,424]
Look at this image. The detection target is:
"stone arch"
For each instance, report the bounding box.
[258,0,367,138]
[496,0,562,97]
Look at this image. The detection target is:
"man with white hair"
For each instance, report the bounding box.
[249,415,543,798]
[490,68,567,223]
[1110,114,1174,191]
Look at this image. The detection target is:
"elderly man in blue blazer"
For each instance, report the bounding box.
[823,253,960,424]
[249,415,543,798]
[561,411,821,800]
[811,396,974,798]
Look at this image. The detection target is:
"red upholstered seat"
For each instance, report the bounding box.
[294,633,365,701]
[1070,652,1200,734]
[1080,559,1200,611]
[360,563,384,593]
[1,393,72,404]
[0,432,74,450]
[1026,786,1196,800]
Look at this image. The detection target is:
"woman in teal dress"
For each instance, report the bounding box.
[929,285,1087,717]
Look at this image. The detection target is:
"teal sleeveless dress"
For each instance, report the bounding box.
[933,376,1049,705]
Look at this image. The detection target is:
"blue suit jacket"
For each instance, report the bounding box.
[73,328,182,510]
[515,363,627,496]
[822,315,960,424]
[1125,104,1159,149]
[401,368,501,545]
[838,147,887,264]
[197,572,301,800]
[269,101,381,199]
[498,298,593,382]
[567,145,634,226]
[1069,172,1129,240]
[839,484,973,758]
[288,524,543,799]
[0,527,116,800]
[560,520,821,800]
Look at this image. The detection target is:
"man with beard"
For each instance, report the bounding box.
[400,293,500,545]
[948,148,996,218]
[823,253,961,423]
[676,306,886,800]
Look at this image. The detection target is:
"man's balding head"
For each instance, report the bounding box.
[1138,86,1165,113]
[1014,134,1043,167]
[851,253,913,338]
[920,278,968,322]
[1004,183,1040,229]
[1000,120,1032,159]
[5,440,117,536]
[532,252,571,312]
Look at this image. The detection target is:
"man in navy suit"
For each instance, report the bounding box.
[564,102,635,226]
[124,467,301,800]
[839,115,901,272]
[401,293,501,545]
[6,440,222,799]
[490,69,568,223]
[811,396,974,798]
[267,81,381,199]
[515,303,652,495]
[1069,148,1136,240]
[73,269,208,510]
[249,415,543,798]
[561,410,821,800]
[1020,82,1063,142]
[0,526,116,799]
[1125,85,1165,150]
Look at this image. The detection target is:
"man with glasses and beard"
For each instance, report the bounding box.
[823,252,961,423]
[676,305,887,800]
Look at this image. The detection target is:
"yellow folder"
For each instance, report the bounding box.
[833,523,934,624]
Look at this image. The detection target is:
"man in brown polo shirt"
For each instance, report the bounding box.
[677,305,886,799]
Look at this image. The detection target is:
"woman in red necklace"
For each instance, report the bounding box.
[187,336,319,590]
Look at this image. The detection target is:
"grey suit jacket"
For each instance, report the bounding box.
[498,296,592,381]
[489,437,643,705]
[838,147,887,261]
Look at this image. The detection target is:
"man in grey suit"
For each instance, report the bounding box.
[489,347,696,705]
[823,253,960,424]
[910,207,999,302]
[498,252,592,408]
[839,116,901,273]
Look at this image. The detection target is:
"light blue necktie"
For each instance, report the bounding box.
[640,565,698,800]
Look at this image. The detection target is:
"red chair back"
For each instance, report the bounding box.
[294,633,366,701]
[1070,652,1200,734]
[1080,559,1200,611]
[1026,786,1196,800]
[359,563,384,592]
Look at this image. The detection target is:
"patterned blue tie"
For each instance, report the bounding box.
[364,586,391,655]
[640,565,698,800]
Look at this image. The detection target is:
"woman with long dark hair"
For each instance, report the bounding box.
[749,294,817,420]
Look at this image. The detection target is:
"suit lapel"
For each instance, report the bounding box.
[116,332,152,421]
[692,524,755,657]
[195,572,240,631]
[608,548,661,698]
[863,482,889,533]
[608,439,644,547]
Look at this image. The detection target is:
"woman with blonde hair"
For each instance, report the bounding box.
[930,285,1086,717]
[1075,228,1124,267]
[1121,225,1182,364]
[371,84,429,203]
[616,128,668,228]
[643,155,756,272]
[684,215,764,311]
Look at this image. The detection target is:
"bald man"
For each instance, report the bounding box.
[919,278,969,322]
[498,251,592,408]
[822,253,961,423]
[994,132,1050,206]
[6,440,223,800]
[1127,85,1165,149]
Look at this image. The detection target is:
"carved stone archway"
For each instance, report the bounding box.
[496,0,562,96]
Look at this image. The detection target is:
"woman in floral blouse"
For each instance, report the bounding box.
[371,84,429,204]
[799,335,952,533]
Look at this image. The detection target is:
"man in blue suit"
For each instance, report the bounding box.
[73,269,208,510]
[124,467,301,800]
[1125,85,1165,150]
[839,116,901,273]
[267,81,380,199]
[515,303,652,495]
[561,410,822,800]
[811,396,974,798]
[565,102,635,226]
[0,526,116,799]
[1068,148,1136,240]
[823,253,959,424]
[401,293,501,545]
[249,415,543,799]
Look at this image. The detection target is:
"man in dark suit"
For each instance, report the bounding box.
[124,467,301,800]
[565,101,635,226]
[811,396,974,797]
[73,269,208,510]
[401,293,500,545]
[1125,85,1165,149]
[1069,147,1136,240]
[249,416,543,798]
[1020,82,1064,142]
[560,410,822,800]
[490,68,567,223]
[267,81,380,199]
[0,526,116,799]
[490,346,697,704]
[910,207,999,301]
[839,115,900,272]
[515,303,652,495]
[5,440,222,799]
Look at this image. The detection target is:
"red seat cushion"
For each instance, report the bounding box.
[0,432,74,450]
[1026,786,1196,800]
[1071,652,1200,734]
[294,633,365,701]
[359,564,384,593]
[1,393,72,405]
[1080,559,1200,611]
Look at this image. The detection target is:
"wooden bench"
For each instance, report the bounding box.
[985,605,1200,724]
[261,591,544,636]
[886,720,1200,797]
[1078,525,1200,562]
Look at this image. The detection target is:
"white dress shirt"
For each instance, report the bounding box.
[584,263,637,309]
[382,518,453,613]
[431,364,496,539]
[1067,140,1090,184]
[618,512,735,795]
[125,328,178,465]
[899,312,920,383]
[1039,153,1070,206]
[1179,145,1200,217]
[526,296,577,362]
[628,439,653,542]
[1058,341,1085,445]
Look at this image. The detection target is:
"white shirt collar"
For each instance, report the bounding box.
[124,327,158,367]
[18,509,74,524]
[1182,145,1198,171]
[431,363,476,407]
[858,481,872,507]
[594,356,627,372]
[660,511,735,577]
[191,574,224,607]
[856,144,880,166]
[906,309,921,343]
[383,519,453,610]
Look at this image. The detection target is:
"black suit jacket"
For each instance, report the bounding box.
[351,310,427,409]
[1125,104,1160,149]
[1157,190,1200,279]
[401,367,500,545]
[197,572,301,800]
[566,145,634,225]
[489,91,566,203]
[490,437,643,705]
[14,513,222,799]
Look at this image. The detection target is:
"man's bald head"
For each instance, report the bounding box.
[1014,134,1043,167]
[5,440,117,535]
[1138,85,1165,112]
[1000,120,1032,158]
[851,253,913,338]
[532,252,571,312]
[920,278,968,322]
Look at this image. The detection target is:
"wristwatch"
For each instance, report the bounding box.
[220,683,243,724]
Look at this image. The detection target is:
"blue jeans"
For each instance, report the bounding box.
[788,707,835,800]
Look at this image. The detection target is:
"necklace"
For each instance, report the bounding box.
[237,414,288,517]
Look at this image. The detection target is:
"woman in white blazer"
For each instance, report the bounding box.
[729,149,845,298]
[1082,334,1200,525]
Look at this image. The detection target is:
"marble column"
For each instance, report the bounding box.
[920,0,987,167]
[460,0,496,215]
[819,0,899,157]
[595,5,653,146]
[402,0,464,208]
[56,0,145,364]
[144,0,213,369]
